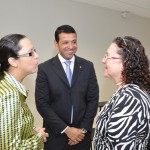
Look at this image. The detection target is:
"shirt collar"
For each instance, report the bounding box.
[58,53,75,63]
[4,71,28,97]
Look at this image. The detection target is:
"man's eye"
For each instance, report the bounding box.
[62,42,68,45]
[72,41,77,44]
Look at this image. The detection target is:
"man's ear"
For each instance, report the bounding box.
[54,40,58,48]
[8,57,18,68]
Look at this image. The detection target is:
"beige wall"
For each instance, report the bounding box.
[1,0,150,127]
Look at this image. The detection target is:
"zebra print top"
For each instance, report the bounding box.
[93,84,150,150]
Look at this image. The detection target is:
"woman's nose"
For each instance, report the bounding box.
[102,57,106,64]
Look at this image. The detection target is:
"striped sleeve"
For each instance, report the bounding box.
[0,84,43,150]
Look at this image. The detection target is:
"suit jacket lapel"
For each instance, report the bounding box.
[52,55,70,87]
[51,55,83,87]
[72,56,83,87]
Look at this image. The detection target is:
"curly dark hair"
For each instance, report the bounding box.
[113,36,150,93]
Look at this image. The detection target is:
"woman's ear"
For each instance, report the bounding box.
[8,57,18,68]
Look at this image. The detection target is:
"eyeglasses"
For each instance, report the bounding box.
[17,49,36,57]
[103,54,121,60]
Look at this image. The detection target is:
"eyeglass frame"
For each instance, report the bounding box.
[17,49,36,57]
[103,53,122,60]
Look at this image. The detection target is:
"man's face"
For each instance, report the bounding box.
[55,33,77,60]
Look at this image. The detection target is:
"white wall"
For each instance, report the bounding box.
[1,0,150,126]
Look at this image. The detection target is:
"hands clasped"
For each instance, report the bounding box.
[65,127,86,145]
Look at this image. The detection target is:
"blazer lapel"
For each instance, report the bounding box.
[52,55,70,87]
[72,56,83,87]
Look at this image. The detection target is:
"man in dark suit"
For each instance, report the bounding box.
[35,25,99,150]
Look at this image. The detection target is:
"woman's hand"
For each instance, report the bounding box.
[33,127,49,142]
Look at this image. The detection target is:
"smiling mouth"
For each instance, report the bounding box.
[67,50,74,54]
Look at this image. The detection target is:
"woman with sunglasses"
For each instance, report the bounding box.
[94,36,150,150]
[0,34,48,150]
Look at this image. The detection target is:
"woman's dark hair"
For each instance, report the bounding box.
[113,36,150,93]
[0,34,26,80]
[55,25,77,43]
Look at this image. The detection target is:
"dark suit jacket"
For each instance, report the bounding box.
[35,55,99,150]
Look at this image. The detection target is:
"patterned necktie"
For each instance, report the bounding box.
[65,61,72,86]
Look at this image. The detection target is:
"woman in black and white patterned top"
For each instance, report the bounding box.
[94,36,150,150]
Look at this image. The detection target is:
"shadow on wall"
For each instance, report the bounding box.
[23,73,43,127]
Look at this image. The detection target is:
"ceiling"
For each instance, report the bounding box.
[72,0,150,19]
